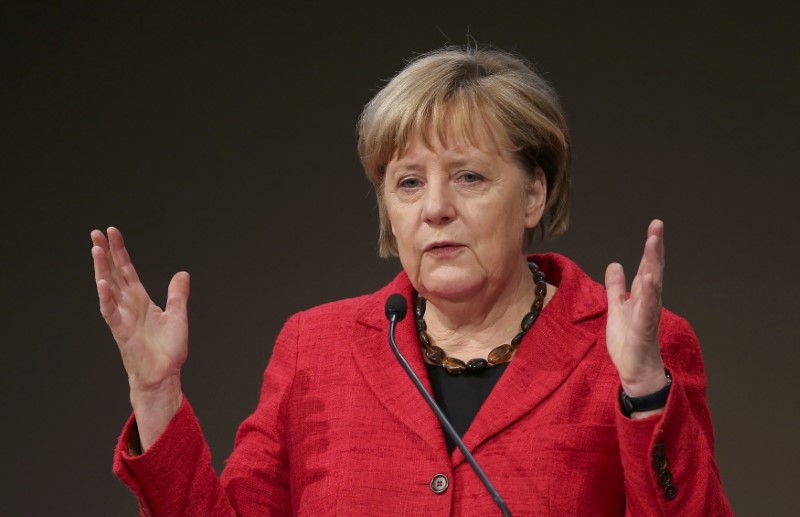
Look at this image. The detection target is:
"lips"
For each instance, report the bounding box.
[424,242,465,255]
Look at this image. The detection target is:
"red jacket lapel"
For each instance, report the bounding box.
[350,273,450,459]
[350,254,608,469]
[453,254,608,468]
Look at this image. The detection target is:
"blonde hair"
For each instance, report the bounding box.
[358,46,572,257]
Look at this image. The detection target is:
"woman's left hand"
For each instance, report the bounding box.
[604,220,668,407]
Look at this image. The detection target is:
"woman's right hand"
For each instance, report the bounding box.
[92,227,189,450]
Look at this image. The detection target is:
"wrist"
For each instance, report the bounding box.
[620,368,668,398]
[129,374,182,402]
[129,377,183,452]
[620,371,671,418]
[130,377,182,415]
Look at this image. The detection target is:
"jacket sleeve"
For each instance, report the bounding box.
[112,313,300,517]
[616,313,733,516]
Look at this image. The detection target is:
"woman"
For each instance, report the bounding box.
[92,47,732,515]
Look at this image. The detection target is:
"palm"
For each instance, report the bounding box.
[604,220,666,393]
[92,228,189,392]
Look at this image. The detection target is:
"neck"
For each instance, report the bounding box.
[422,259,545,361]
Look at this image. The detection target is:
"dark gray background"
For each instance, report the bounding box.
[3,2,798,515]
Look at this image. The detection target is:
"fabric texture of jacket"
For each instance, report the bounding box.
[113,253,733,516]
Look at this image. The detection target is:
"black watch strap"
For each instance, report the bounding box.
[619,372,672,417]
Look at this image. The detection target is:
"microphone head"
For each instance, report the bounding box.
[385,293,408,322]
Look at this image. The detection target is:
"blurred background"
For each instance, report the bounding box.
[3,1,798,515]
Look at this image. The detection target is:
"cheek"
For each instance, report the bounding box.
[389,216,407,244]
[387,210,417,258]
[385,200,416,243]
[474,199,521,235]
[383,197,401,239]
[479,202,527,249]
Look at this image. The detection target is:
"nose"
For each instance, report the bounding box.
[421,179,455,226]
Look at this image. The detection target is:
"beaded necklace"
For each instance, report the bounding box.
[413,262,547,375]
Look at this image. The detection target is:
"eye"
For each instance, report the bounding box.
[398,177,422,189]
[458,171,483,184]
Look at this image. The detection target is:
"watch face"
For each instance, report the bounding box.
[620,392,635,416]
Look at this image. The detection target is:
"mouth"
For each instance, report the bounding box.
[424,242,465,255]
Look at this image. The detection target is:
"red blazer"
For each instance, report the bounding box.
[114,254,732,516]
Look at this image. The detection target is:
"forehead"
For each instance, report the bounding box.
[390,106,515,167]
[389,134,499,171]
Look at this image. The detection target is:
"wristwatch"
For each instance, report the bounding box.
[619,372,672,417]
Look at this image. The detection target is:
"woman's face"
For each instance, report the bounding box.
[384,132,546,302]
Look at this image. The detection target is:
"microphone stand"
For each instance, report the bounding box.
[387,305,512,517]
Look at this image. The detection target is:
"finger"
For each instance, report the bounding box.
[641,221,665,287]
[91,230,116,280]
[635,220,663,274]
[92,246,121,303]
[648,219,665,240]
[96,278,122,327]
[605,262,627,311]
[92,245,122,305]
[97,228,123,287]
[90,229,109,251]
[107,227,141,286]
[630,272,662,342]
[650,219,665,273]
[631,220,665,299]
[92,244,108,283]
[165,272,190,316]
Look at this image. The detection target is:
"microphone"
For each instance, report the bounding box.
[384,294,512,517]
[385,293,408,323]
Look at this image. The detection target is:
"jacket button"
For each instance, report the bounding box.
[430,473,449,494]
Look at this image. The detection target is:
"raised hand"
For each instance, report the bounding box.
[92,227,189,449]
[604,220,668,412]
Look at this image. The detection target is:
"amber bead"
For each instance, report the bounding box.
[511,332,526,346]
[487,344,514,365]
[418,331,431,347]
[443,357,466,375]
[466,358,489,373]
[521,311,538,331]
[412,262,545,374]
[425,346,445,364]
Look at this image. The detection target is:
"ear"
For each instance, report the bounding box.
[523,167,547,229]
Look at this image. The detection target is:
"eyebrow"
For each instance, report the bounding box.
[388,156,488,175]
[388,161,423,174]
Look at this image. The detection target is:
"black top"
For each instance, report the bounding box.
[425,362,510,454]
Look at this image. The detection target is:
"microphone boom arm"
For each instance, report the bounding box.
[387,314,512,517]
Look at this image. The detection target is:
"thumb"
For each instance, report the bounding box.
[166,271,190,315]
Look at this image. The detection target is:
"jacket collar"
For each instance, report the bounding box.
[349,254,607,466]
[349,272,451,461]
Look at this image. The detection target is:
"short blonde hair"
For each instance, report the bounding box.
[358,46,572,258]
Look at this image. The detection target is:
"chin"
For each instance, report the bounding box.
[418,267,483,302]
